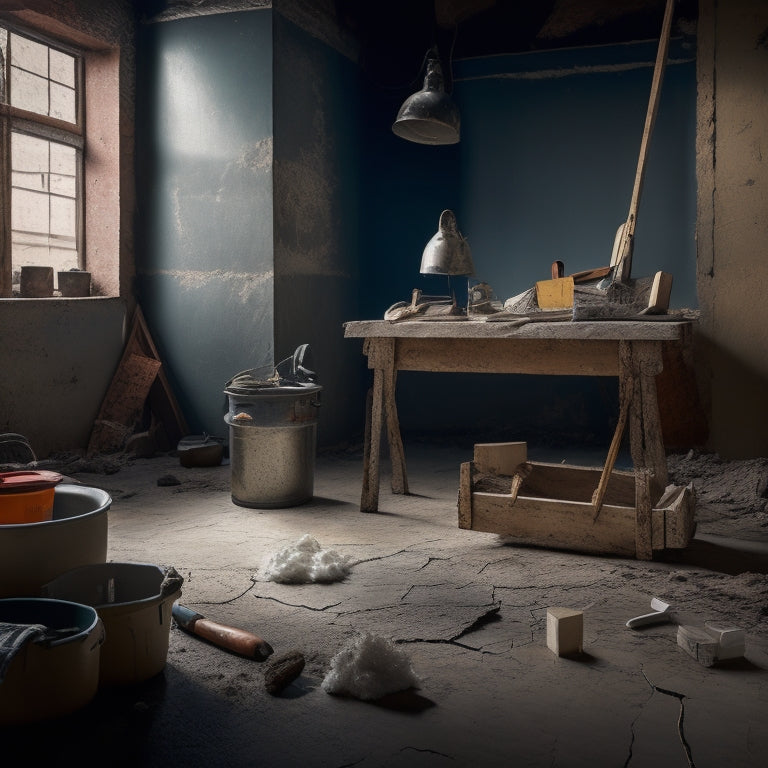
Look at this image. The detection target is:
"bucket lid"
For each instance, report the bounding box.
[0,470,63,494]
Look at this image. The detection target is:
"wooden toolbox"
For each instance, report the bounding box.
[458,442,695,559]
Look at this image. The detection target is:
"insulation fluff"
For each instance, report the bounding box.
[262,534,352,584]
[321,633,420,701]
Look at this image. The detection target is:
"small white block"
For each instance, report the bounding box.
[677,625,717,667]
[705,622,745,660]
[546,607,583,656]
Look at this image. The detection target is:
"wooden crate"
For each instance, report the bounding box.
[458,442,695,559]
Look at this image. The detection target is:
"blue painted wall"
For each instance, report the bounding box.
[456,39,697,306]
[136,11,275,438]
[272,15,364,447]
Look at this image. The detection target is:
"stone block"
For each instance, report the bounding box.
[546,607,583,656]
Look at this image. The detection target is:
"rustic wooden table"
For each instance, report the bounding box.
[343,317,695,558]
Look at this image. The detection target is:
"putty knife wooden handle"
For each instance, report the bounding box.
[172,603,273,660]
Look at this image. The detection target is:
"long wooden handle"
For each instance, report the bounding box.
[592,376,632,521]
[615,0,675,283]
[192,618,274,660]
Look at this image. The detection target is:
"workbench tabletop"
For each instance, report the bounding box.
[343,318,694,342]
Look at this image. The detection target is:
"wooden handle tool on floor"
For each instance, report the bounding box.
[172,603,274,661]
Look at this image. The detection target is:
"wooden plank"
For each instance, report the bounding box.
[126,307,189,444]
[343,319,693,343]
[458,461,472,529]
[361,339,384,513]
[473,442,527,475]
[395,337,619,376]
[87,353,161,454]
[512,462,636,506]
[470,491,638,557]
[593,354,632,520]
[384,350,408,495]
[635,468,654,560]
[663,483,697,548]
[366,337,408,497]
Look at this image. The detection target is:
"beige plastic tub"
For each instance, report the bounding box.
[0,598,104,724]
[42,562,182,686]
[0,484,111,598]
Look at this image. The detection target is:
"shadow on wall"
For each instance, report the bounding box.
[695,334,768,459]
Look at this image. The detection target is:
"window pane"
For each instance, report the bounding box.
[11,133,49,191]
[12,187,49,233]
[49,48,75,87]
[11,34,47,77]
[50,81,75,122]
[50,195,75,237]
[11,67,48,115]
[50,143,76,196]
[8,33,78,124]
[11,131,79,276]
[0,29,7,103]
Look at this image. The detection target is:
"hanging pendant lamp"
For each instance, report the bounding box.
[392,52,460,146]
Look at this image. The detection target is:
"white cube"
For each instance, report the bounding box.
[547,607,583,656]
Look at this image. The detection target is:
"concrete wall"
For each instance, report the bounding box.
[0,1,134,459]
[0,298,127,456]
[696,0,768,458]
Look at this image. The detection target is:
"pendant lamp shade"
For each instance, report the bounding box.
[392,55,460,146]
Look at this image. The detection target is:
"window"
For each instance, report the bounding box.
[0,23,83,297]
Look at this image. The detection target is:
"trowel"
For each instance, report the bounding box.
[626,597,675,629]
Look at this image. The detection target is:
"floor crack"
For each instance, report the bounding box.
[637,669,697,768]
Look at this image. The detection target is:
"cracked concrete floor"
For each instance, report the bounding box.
[5,443,768,767]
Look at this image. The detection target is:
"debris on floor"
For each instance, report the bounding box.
[321,633,420,701]
[263,649,306,695]
[261,534,352,584]
[546,607,583,657]
[626,596,676,628]
[677,622,745,667]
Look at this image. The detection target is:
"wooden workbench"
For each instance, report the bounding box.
[343,318,695,558]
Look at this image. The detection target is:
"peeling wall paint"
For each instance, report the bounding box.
[146,268,273,302]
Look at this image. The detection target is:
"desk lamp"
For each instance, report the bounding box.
[420,210,474,309]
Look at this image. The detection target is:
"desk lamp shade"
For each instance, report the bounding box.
[420,210,474,276]
[392,55,460,146]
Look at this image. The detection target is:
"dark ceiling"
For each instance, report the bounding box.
[135,1,698,91]
[336,0,698,89]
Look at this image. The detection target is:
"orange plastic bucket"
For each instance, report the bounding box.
[0,471,63,524]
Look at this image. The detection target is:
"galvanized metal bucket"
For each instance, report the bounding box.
[224,374,321,508]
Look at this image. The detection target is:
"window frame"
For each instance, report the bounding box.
[0,20,85,298]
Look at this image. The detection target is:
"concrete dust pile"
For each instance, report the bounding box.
[322,633,420,701]
[261,534,353,584]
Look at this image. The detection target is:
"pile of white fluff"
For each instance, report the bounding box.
[261,534,353,584]
[321,633,420,701]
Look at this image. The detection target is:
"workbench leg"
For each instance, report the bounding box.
[384,364,409,496]
[360,338,409,512]
[634,468,654,561]
[621,341,667,559]
[361,362,383,513]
